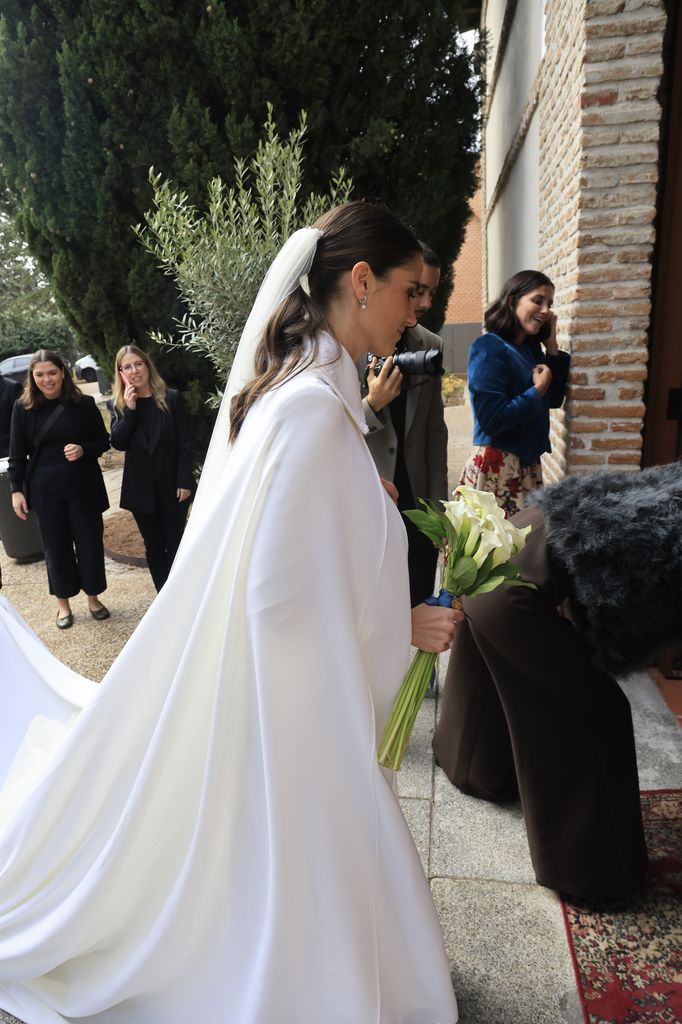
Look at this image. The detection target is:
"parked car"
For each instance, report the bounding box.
[74,354,100,383]
[0,353,32,384]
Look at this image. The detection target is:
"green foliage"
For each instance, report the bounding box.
[137,109,351,390]
[0,210,76,357]
[450,555,478,592]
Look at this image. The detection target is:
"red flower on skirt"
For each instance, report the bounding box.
[477,447,506,474]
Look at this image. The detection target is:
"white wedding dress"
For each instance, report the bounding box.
[0,337,457,1023]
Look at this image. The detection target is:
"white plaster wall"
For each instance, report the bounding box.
[486,110,540,298]
[485,0,544,204]
[484,0,506,83]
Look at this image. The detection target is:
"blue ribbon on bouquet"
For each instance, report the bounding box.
[422,588,458,693]
[424,587,458,608]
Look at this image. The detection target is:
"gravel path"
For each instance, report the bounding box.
[1,553,156,682]
[1,449,157,681]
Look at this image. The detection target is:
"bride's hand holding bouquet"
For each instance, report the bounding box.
[378,486,536,770]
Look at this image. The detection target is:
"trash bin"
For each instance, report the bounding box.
[0,458,43,562]
[95,367,109,394]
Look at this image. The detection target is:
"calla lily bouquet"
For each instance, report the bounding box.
[378,486,536,770]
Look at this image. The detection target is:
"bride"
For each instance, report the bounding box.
[0,201,459,1023]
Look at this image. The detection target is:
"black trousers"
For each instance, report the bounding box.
[403,512,439,607]
[33,493,106,599]
[133,497,188,592]
[432,505,648,901]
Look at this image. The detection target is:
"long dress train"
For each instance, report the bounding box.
[0,340,457,1023]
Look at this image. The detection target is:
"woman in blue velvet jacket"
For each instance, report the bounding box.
[459,270,570,515]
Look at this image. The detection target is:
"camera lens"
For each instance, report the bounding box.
[393,348,443,377]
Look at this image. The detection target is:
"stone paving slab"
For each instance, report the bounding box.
[431,775,536,884]
[432,878,583,1024]
[622,671,682,789]
[399,797,431,874]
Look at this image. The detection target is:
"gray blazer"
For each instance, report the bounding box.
[358,324,448,504]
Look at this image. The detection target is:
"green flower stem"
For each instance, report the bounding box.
[377,649,437,770]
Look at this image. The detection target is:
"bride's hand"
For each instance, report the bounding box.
[411,602,463,653]
[380,478,398,504]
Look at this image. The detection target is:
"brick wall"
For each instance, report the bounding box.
[446,189,483,324]
[537,0,586,482]
[567,0,666,474]
[542,0,667,479]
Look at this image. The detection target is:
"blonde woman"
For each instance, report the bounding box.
[110,345,193,590]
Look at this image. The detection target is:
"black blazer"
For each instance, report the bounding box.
[110,389,194,515]
[0,376,21,458]
[8,394,110,512]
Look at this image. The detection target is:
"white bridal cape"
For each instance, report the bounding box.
[0,337,458,1023]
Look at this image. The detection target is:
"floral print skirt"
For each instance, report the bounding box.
[459,446,542,518]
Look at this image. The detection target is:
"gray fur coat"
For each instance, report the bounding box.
[532,462,682,676]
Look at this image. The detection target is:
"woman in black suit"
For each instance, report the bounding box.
[110,345,193,591]
[9,350,110,628]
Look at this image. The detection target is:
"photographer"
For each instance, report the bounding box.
[359,243,448,605]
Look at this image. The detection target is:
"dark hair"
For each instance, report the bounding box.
[229,201,421,441]
[484,270,554,343]
[419,241,440,269]
[22,349,81,409]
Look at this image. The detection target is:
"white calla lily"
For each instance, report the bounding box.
[471,528,502,569]
[505,520,532,554]
[455,485,502,519]
[463,518,483,557]
[442,499,469,532]
[488,518,516,567]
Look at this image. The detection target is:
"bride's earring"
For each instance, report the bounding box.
[358,295,367,310]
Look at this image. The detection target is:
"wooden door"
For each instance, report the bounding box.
[642,4,682,467]
[644,5,682,677]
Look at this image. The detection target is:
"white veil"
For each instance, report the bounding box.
[181,226,322,548]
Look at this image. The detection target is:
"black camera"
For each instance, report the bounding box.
[369,348,444,377]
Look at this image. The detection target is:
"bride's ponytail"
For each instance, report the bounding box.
[229,286,326,442]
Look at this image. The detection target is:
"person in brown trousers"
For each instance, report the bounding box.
[433,461,682,904]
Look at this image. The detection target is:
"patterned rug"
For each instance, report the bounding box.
[562,790,682,1024]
